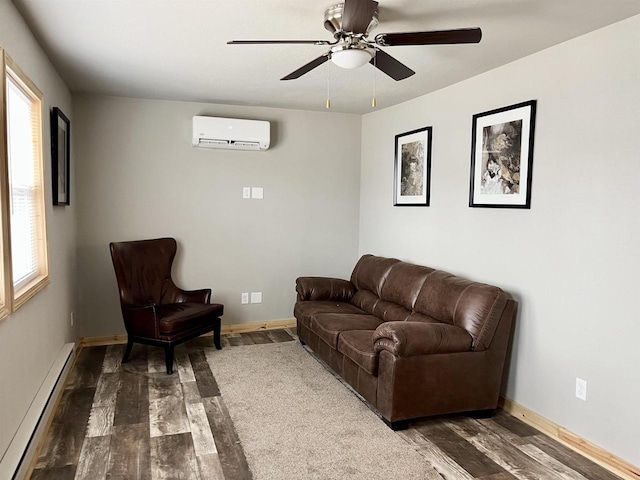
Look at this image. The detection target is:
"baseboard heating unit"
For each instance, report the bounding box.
[0,343,75,480]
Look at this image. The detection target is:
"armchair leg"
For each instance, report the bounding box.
[122,338,134,364]
[213,318,222,350]
[165,346,175,374]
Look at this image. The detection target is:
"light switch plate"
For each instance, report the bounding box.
[250,292,262,304]
[242,187,251,199]
[251,187,264,199]
[241,293,249,304]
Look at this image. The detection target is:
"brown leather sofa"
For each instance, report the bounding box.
[294,254,516,429]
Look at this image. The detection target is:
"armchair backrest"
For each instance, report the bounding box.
[109,237,177,306]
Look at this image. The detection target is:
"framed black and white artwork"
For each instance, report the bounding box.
[393,126,432,206]
[469,100,537,209]
[51,107,70,206]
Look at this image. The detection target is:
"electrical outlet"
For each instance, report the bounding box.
[70,311,74,327]
[250,292,262,304]
[251,187,264,199]
[576,378,587,401]
[242,187,251,199]
[241,293,249,304]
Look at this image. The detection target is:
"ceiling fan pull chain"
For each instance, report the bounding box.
[372,53,377,108]
[326,61,331,109]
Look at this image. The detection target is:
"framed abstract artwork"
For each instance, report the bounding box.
[469,100,537,208]
[393,126,432,206]
[51,107,70,206]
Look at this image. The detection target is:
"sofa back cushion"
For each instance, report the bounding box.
[350,254,399,296]
[413,270,508,351]
[380,262,435,310]
[349,255,509,350]
[359,262,433,321]
[350,290,380,315]
[350,255,399,315]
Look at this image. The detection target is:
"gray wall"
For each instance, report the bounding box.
[74,95,362,337]
[0,2,76,459]
[359,15,640,466]
[4,1,638,470]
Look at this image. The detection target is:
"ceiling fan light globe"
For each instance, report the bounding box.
[331,48,373,69]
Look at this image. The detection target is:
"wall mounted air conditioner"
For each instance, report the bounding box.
[192,116,270,151]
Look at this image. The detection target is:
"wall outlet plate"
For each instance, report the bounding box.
[241,293,249,304]
[242,187,251,199]
[576,377,587,401]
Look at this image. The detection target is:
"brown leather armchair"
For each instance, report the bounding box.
[109,237,224,374]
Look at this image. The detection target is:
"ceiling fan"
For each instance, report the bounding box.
[228,0,482,82]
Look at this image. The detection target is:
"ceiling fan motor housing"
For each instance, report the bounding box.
[324,3,379,36]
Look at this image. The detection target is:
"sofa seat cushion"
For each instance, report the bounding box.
[338,330,379,375]
[158,303,223,334]
[294,301,367,329]
[310,313,383,349]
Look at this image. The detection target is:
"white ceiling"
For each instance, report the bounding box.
[13,0,640,114]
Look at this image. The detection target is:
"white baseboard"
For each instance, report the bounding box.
[0,343,75,480]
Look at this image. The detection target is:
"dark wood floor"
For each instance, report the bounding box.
[30,328,620,480]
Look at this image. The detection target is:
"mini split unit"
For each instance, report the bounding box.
[192,116,270,151]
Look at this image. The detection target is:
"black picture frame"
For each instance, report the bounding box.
[469,100,537,209]
[393,126,432,206]
[51,107,70,206]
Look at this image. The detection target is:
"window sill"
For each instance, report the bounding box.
[13,274,50,311]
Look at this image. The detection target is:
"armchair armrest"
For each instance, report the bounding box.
[170,288,211,304]
[162,278,212,304]
[373,321,472,357]
[121,302,160,338]
[295,277,356,302]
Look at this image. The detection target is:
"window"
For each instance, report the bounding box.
[0,49,49,320]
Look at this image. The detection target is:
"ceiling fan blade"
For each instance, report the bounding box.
[342,0,379,34]
[281,54,330,80]
[375,28,482,46]
[228,40,331,45]
[370,49,415,81]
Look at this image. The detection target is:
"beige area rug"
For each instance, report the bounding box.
[206,341,435,480]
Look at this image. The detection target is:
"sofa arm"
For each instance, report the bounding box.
[373,321,472,357]
[295,277,356,302]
